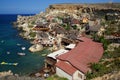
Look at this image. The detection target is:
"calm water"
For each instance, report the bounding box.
[0,14,46,75]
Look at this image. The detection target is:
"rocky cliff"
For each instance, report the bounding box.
[46,3,120,13]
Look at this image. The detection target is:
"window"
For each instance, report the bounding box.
[78,73,82,79]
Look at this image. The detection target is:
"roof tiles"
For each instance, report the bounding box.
[56,61,77,76]
[57,37,104,74]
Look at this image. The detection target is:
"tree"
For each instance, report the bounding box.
[72,25,77,30]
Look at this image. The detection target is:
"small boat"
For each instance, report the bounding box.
[1,40,4,43]
[0,62,18,66]
[21,47,26,50]
[7,51,10,54]
[17,52,26,56]
[41,54,47,57]
[17,43,21,46]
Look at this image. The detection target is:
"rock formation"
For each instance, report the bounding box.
[29,44,43,52]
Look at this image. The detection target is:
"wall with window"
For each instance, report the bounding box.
[56,67,72,80]
[73,70,85,80]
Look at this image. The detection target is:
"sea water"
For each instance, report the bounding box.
[0,14,46,75]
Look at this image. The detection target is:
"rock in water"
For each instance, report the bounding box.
[29,44,43,52]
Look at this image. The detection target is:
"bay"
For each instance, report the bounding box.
[0,14,46,75]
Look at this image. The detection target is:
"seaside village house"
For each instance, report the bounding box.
[44,36,104,80]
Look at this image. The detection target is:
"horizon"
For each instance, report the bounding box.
[0,0,120,14]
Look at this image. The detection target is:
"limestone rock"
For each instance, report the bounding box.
[29,44,43,52]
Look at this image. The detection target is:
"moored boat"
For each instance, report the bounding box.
[17,52,26,56]
[21,47,26,50]
[7,51,10,54]
[0,62,18,66]
[16,43,21,46]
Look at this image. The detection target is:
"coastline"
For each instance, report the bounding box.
[0,14,48,76]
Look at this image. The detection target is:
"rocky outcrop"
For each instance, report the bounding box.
[0,75,44,80]
[46,3,120,14]
[29,44,43,52]
[0,70,13,78]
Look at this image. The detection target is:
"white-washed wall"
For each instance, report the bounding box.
[73,70,85,80]
[56,67,72,80]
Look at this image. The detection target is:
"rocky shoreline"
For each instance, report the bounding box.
[0,70,44,80]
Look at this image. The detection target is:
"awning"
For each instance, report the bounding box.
[47,49,68,59]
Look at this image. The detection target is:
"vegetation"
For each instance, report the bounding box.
[61,24,70,30]
[72,25,77,30]
[31,21,35,24]
[98,36,110,50]
[104,20,119,35]
[57,16,63,20]
[92,33,110,50]
[86,46,120,80]
[28,24,33,28]
[86,63,108,79]
[86,34,120,80]
[65,24,70,30]
[29,32,36,37]
[46,75,68,80]
[86,16,120,79]
[103,46,120,59]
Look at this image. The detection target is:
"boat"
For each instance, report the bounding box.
[1,40,4,43]
[17,52,26,56]
[0,62,18,66]
[16,43,21,46]
[7,51,10,54]
[21,47,26,50]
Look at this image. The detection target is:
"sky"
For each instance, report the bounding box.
[0,0,120,14]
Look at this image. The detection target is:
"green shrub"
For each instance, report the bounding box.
[46,75,68,80]
[98,36,110,50]
[29,32,36,37]
[86,63,108,79]
[31,21,35,24]
[28,25,33,28]
[72,25,77,30]
[61,24,70,30]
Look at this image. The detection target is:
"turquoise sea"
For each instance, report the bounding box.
[0,14,46,75]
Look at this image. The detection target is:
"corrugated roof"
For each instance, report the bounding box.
[56,61,77,76]
[57,37,104,74]
[47,49,68,59]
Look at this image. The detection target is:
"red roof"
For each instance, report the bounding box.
[56,61,77,76]
[57,37,104,74]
